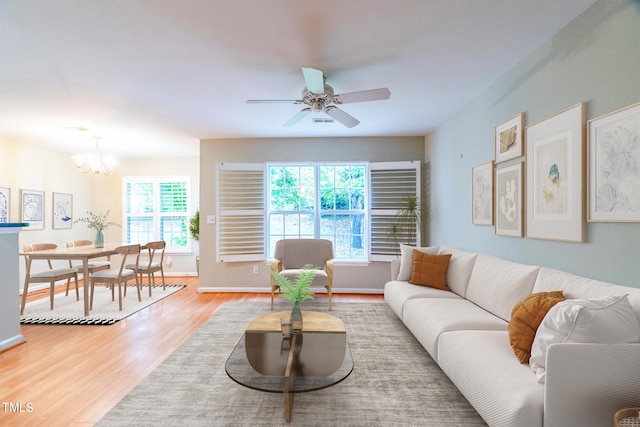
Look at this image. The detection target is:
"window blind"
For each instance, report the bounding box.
[217,163,266,262]
[369,161,421,260]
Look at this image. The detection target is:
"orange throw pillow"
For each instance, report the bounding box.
[409,251,452,291]
[509,291,565,363]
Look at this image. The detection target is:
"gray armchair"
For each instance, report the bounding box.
[271,238,334,310]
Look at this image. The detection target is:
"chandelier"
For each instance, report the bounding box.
[72,136,117,176]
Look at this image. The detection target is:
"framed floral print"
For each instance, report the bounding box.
[495,162,523,237]
[525,103,585,242]
[588,101,640,222]
[495,113,524,164]
[472,161,494,225]
[53,192,73,229]
[21,189,45,230]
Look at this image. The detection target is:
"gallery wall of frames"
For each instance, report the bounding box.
[0,188,73,231]
[472,101,640,242]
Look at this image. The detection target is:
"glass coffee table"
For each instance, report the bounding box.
[225,310,353,423]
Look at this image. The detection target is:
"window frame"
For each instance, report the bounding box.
[122,175,192,253]
[266,162,369,262]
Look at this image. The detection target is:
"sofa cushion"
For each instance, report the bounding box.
[437,330,544,427]
[509,291,565,363]
[530,294,640,383]
[409,251,451,290]
[437,246,478,298]
[532,267,640,315]
[397,245,439,281]
[465,253,539,321]
[384,281,462,320]
[402,298,507,360]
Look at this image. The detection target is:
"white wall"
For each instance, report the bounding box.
[428,0,640,287]
[0,137,200,289]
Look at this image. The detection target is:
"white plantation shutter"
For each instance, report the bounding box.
[216,163,266,262]
[370,161,421,261]
[215,161,420,263]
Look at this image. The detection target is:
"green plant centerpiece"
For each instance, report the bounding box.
[75,210,121,248]
[270,264,317,333]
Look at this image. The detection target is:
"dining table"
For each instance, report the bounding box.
[20,243,119,316]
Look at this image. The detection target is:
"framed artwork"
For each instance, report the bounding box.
[588,101,640,222]
[472,161,494,225]
[525,103,585,242]
[21,189,45,230]
[495,113,524,164]
[0,187,10,223]
[53,192,73,229]
[495,162,523,237]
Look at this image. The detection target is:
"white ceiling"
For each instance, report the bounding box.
[0,0,597,158]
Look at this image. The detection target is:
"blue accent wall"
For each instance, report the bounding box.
[428,0,640,287]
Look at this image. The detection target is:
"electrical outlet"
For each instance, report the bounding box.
[253,265,259,274]
[207,215,216,224]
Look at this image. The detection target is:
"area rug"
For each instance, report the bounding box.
[20,285,185,325]
[96,301,487,426]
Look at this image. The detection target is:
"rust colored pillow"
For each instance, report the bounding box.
[408,251,452,291]
[509,291,565,363]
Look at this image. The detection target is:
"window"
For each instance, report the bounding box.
[123,176,191,252]
[268,163,367,261]
[216,161,419,263]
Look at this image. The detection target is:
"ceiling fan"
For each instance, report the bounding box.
[246,67,391,128]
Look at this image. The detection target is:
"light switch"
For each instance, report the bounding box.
[207,215,216,224]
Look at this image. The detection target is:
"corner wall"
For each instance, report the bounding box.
[428,0,640,286]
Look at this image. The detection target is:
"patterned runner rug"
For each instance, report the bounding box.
[20,284,185,325]
[96,301,486,426]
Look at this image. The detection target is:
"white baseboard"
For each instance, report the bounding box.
[198,286,384,294]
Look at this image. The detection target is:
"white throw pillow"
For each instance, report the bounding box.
[397,245,438,281]
[529,294,640,383]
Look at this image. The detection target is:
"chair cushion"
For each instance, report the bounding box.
[278,269,329,287]
[30,268,77,278]
[73,261,110,269]
[91,268,137,280]
[126,262,160,270]
[274,239,333,269]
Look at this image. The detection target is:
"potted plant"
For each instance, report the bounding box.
[189,210,200,275]
[388,196,426,255]
[270,265,316,332]
[74,210,120,248]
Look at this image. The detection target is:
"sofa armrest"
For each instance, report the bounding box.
[544,343,640,427]
[390,259,400,281]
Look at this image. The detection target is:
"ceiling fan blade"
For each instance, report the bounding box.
[334,88,391,104]
[301,67,325,94]
[325,107,360,128]
[283,108,311,127]
[246,99,298,104]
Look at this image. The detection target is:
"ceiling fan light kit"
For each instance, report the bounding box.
[247,67,390,128]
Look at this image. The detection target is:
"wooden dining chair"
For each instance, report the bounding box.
[90,244,141,311]
[66,240,111,282]
[125,240,166,297]
[21,243,79,315]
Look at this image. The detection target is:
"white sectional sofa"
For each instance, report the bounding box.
[384,245,640,427]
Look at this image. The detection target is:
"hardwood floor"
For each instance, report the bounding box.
[0,277,383,427]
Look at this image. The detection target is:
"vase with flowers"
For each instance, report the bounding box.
[74,210,120,248]
[270,264,316,333]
